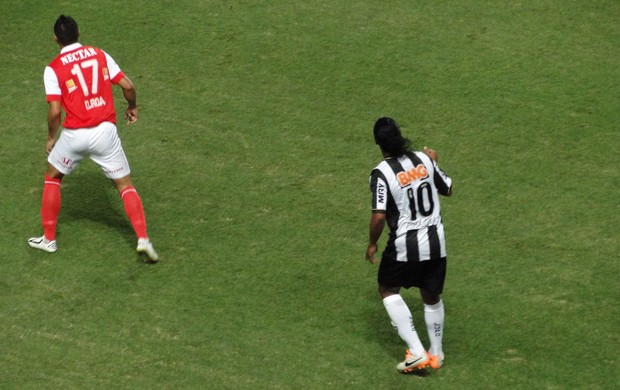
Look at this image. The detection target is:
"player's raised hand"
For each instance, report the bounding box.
[423,146,438,162]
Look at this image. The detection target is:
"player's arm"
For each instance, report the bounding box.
[424,147,453,197]
[434,162,453,197]
[117,76,138,124]
[43,66,62,154]
[46,100,62,154]
[367,169,388,264]
[366,211,386,264]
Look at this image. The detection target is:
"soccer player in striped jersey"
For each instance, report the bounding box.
[366,117,452,373]
[27,15,158,262]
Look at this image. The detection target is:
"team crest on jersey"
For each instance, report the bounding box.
[65,79,77,93]
[396,164,429,187]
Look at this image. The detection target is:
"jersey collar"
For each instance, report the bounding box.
[60,42,83,53]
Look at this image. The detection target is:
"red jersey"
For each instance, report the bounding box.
[44,43,125,129]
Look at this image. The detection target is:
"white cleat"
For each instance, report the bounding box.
[137,238,159,262]
[396,349,430,373]
[28,236,57,253]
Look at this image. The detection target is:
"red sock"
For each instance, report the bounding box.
[120,186,148,239]
[41,175,62,241]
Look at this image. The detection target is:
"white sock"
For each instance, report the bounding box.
[424,300,445,356]
[383,294,426,356]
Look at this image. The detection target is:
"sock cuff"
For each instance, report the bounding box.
[120,186,137,198]
[424,300,444,312]
[382,294,404,307]
[44,174,61,185]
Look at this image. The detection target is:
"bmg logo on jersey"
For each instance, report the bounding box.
[397,164,428,187]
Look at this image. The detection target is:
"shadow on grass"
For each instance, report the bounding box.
[401,368,431,377]
[58,171,135,248]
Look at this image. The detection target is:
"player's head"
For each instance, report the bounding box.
[373,117,411,157]
[54,15,79,46]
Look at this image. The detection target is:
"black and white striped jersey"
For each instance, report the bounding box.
[369,151,452,262]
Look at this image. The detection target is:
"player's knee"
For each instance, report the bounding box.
[378,284,400,298]
[46,164,64,180]
[420,289,440,305]
[112,175,133,192]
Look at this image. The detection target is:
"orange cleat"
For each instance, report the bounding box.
[427,352,445,369]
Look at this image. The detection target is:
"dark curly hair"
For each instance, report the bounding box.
[373,117,412,157]
[54,15,79,46]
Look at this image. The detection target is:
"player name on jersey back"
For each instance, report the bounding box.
[59,47,98,66]
[84,96,107,110]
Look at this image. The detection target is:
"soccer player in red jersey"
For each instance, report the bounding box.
[28,15,158,262]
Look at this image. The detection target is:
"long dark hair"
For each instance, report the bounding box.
[373,117,412,157]
[54,15,79,46]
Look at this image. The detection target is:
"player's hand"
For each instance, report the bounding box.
[423,146,438,162]
[125,107,138,124]
[45,138,56,155]
[366,243,379,264]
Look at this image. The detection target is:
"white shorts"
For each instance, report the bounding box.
[48,121,131,180]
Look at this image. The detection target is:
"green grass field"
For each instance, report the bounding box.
[1,1,618,388]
